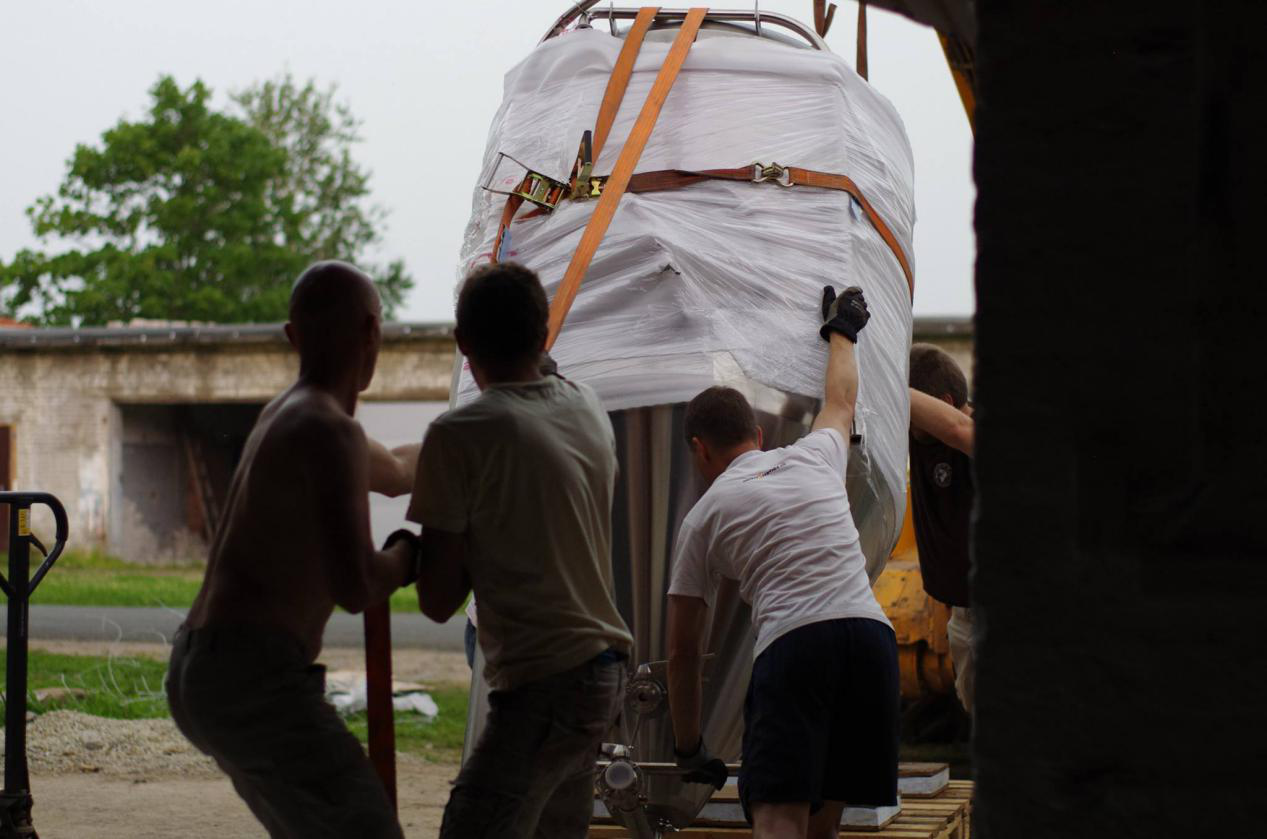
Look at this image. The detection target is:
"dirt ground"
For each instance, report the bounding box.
[23,639,469,837]
[31,755,457,838]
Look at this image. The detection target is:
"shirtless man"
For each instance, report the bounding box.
[166,261,414,839]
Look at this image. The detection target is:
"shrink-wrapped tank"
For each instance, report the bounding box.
[454,9,914,834]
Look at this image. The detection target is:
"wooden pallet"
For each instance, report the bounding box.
[898,762,952,799]
[589,780,972,839]
[699,783,902,830]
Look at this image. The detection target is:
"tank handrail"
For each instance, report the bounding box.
[542,5,829,51]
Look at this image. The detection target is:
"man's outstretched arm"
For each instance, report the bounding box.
[667,594,709,753]
[910,389,974,456]
[812,333,860,441]
[367,438,421,497]
[405,422,472,623]
[667,593,728,789]
[310,418,413,614]
[812,286,871,444]
[415,528,471,623]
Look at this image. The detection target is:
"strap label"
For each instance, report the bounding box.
[17,508,30,537]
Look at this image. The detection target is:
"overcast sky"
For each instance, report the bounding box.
[0,1,974,322]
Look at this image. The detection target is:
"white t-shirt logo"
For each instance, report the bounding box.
[742,461,788,483]
[934,462,953,488]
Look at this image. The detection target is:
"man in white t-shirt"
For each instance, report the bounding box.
[403,262,633,839]
[667,286,899,839]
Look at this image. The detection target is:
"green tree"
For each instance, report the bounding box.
[0,75,411,325]
[232,74,411,315]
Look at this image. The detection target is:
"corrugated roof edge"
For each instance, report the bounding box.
[912,316,974,339]
[0,322,454,350]
[0,317,972,350]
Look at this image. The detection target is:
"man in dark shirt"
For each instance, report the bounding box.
[908,343,975,712]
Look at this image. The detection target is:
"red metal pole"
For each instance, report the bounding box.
[364,601,397,809]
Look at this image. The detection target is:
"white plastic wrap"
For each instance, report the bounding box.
[455,26,915,568]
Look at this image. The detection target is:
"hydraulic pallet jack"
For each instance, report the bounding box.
[0,492,69,839]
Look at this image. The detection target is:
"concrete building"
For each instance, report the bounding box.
[1,318,970,561]
[0,322,452,561]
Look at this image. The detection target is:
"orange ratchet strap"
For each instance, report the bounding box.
[494,5,913,345]
[593,6,659,163]
[545,7,708,349]
[492,6,660,264]
[616,164,914,296]
[499,7,658,230]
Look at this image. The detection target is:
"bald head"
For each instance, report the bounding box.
[290,261,381,324]
[285,261,383,391]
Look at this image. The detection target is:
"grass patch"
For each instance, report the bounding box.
[24,548,203,609]
[1,649,469,758]
[51,549,199,573]
[343,684,470,762]
[385,586,427,614]
[35,571,204,609]
[1,649,171,719]
[17,549,425,613]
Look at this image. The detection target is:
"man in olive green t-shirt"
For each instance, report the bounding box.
[405,262,632,839]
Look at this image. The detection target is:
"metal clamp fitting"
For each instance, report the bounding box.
[596,746,647,816]
[626,663,667,716]
[512,170,569,210]
[571,131,609,201]
[751,161,793,187]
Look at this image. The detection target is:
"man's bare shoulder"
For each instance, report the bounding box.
[261,388,365,460]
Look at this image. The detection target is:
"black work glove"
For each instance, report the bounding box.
[382,529,422,587]
[819,285,870,343]
[674,738,728,789]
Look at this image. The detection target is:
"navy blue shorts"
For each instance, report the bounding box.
[739,617,899,819]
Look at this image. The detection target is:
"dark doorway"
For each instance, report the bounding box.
[117,404,262,563]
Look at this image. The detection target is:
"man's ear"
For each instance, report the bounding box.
[454,327,469,358]
[689,436,706,460]
[283,322,298,351]
[940,393,955,406]
[755,426,764,449]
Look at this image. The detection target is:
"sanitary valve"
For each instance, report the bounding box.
[626,663,667,716]
[596,744,647,815]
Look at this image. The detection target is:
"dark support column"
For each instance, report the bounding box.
[4,504,31,795]
[973,3,1267,836]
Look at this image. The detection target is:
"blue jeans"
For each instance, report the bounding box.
[464,618,478,669]
[440,654,624,839]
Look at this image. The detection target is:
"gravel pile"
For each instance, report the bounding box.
[1,711,219,778]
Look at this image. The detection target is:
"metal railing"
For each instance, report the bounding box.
[542,4,828,50]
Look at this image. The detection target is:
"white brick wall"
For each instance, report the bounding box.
[0,335,454,550]
[1,322,970,555]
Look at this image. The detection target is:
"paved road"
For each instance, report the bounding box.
[1,605,466,651]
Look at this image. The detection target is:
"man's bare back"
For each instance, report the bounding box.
[185,262,411,663]
[187,387,388,659]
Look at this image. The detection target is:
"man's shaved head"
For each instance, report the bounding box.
[290,261,381,325]
[285,261,383,392]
